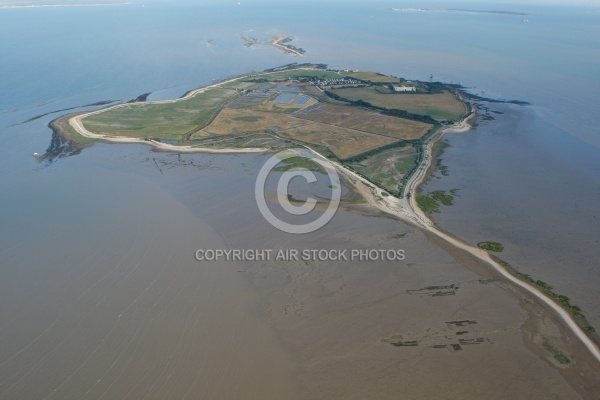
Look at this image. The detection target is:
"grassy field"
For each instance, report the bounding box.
[348,145,418,195]
[345,115,432,140]
[197,108,311,137]
[346,71,400,83]
[277,122,398,159]
[251,69,347,82]
[82,88,239,140]
[300,85,339,103]
[330,87,466,121]
[294,103,376,126]
[219,80,258,90]
[273,156,323,172]
[253,96,317,114]
[248,69,401,84]
[295,104,432,140]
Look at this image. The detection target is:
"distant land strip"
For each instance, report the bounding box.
[0,2,131,9]
[391,8,529,16]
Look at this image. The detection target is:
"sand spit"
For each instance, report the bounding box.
[241,34,305,56]
[0,2,131,9]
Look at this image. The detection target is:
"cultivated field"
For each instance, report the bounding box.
[197,108,311,137]
[253,96,317,114]
[330,87,466,121]
[345,115,432,140]
[294,104,432,140]
[294,103,376,126]
[277,122,398,159]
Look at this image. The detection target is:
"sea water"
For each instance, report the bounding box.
[1,0,599,390]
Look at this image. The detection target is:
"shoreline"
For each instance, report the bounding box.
[285,105,600,364]
[61,68,600,365]
[61,64,324,154]
[397,103,600,363]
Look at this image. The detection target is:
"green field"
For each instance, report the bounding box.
[345,71,400,83]
[348,145,418,196]
[82,87,240,140]
[277,122,398,160]
[330,87,466,121]
[251,69,348,81]
[346,115,432,140]
[197,108,311,137]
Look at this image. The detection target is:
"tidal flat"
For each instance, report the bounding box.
[423,101,600,330]
[2,139,599,398]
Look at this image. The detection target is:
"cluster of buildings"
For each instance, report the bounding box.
[294,77,362,86]
[393,85,417,92]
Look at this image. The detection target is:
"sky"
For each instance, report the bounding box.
[430,0,600,5]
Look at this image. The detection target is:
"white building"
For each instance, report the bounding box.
[394,85,416,92]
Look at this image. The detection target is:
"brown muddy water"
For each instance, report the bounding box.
[423,102,600,329]
[0,145,300,399]
[0,143,594,399]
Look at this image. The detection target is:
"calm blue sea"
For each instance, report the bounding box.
[1,0,599,324]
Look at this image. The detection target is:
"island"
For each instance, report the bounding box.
[46,62,600,364]
[54,63,466,202]
[241,34,305,56]
[391,8,529,16]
